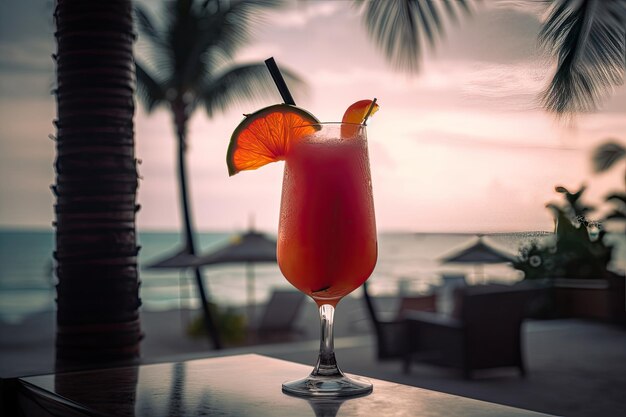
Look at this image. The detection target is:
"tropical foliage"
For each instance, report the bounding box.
[135,0,304,119]
[592,140,626,230]
[514,186,613,280]
[356,0,474,73]
[603,192,626,223]
[358,0,626,115]
[540,0,626,115]
[593,140,626,184]
[187,304,247,346]
[549,185,594,220]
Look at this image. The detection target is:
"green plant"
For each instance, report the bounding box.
[187,304,247,345]
[592,140,626,234]
[514,187,613,280]
[593,141,626,181]
[604,192,626,223]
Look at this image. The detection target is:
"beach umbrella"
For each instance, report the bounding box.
[440,236,515,281]
[145,248,201,269]
[193,229,277,321]
[144,247,222,349]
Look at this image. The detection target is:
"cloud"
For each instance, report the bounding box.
[262,1,343,28]
[0,1,54,98]
[0,37,53,68]
[411,130,585,152]
[433,5,544,63]
[305,58,551,113]
[0,0,54,43]
[459,61,547,97]
[490,0,547,18]
[0,71,55,99]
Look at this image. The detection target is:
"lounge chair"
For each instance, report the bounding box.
[403,284,542,378]
[373,294,437,360]
[248,289,306,343]
[437,273,467,315]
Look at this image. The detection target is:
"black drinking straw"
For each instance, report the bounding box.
[265,57,296,106]
[362,98,377,126]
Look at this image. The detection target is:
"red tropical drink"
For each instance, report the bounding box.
[277,124,377,307]
[227,98,379,397]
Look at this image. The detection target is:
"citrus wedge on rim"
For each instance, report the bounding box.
[342,99,379,124]
[340,99,379,137]
[227,104,320,176]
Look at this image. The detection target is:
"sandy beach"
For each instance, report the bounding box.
[2,296,626,417]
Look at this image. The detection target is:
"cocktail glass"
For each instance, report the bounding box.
[278,123,377,397]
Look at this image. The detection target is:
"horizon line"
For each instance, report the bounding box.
[0,225,554,236]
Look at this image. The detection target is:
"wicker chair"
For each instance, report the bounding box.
[403,284,542,378]
[373,294,437,360]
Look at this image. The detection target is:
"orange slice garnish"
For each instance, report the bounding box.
[227,104,320,176]
[341,99,379,137]
[342,99,379,124]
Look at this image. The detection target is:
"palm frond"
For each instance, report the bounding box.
[442,0,458,23]
[424,0,443,37]
[605,192,626,207]
[135,4,174,81]
[605,210,626,221]
[540,0,626,115]
[554,184,594,218]
[163,0,204,89]
[162,0,282,93]
[134,0,304,118]
[357,0,474,73]
[135,5,164,47]
[210,0,282,59]
[135,62,167,113]
[545,202,561,217]
[414,1,435,47]
[592,140,626,172]
[202,63,306,117]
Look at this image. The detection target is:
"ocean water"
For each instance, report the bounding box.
[1,228,624,323]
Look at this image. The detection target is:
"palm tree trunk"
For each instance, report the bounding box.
[54,0,142,370]
[173,103,222,350]
[174,115,197,253]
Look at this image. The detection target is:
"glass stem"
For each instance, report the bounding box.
[312,304,343,377]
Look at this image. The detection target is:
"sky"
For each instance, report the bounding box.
[0,0,625,233]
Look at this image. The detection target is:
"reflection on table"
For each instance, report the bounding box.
[18,354,554,417]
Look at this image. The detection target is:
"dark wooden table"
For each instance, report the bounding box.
[18,354,553,417]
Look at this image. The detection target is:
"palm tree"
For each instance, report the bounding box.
[358,0,625,115]
[134,0,304,349]
[54,0,141,369]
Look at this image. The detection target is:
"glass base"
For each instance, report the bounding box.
[282,373,373,397]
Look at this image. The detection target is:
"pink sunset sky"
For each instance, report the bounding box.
[1,1,624,233]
